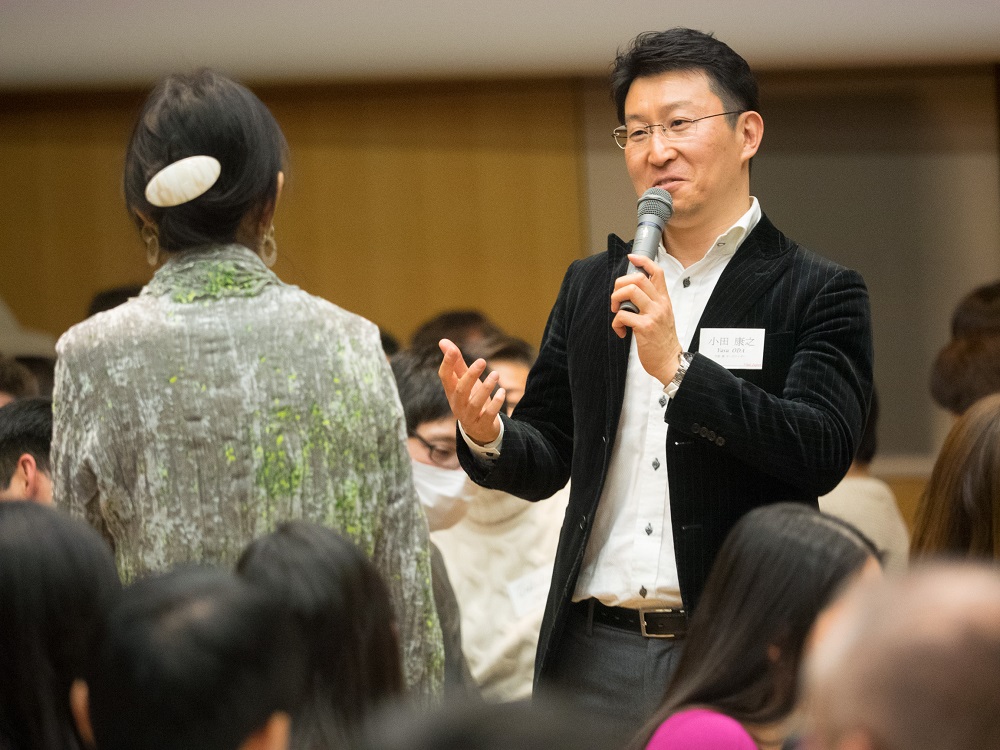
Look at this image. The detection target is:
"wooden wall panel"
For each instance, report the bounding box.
[0,91,150,345]
[0,80,586,349]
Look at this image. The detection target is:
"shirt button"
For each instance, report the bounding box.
[645,523,653,536]
[707,430,716,441]
[652,458,660,470]
[659,395,667,407]
[716,436,726,447]
[692,422,700,432]
[579,515,588,530]
[682,277,691,288]
[699,427,709,438]
[639,586,647,598]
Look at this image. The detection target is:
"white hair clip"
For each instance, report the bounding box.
[144,155,222,208]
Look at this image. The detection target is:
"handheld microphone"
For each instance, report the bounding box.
[619,187,673,314]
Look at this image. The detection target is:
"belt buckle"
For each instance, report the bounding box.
[639,607,682,639]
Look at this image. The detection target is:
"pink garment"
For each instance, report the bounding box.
[646,708,758,749]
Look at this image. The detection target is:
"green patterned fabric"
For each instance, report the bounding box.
[52,244,443,700]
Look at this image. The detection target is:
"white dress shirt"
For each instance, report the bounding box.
[464,198,762,610]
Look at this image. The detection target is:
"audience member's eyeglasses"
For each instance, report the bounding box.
[410,432,460,470]
[613,111,743,149]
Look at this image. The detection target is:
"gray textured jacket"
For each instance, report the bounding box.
[52,244,443,699]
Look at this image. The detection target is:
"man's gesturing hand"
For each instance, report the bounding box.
[611,253,683,386]
[437,338,505,446]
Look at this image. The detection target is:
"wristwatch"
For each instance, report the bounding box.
[664,352,694,399]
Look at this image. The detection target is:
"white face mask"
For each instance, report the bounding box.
[410,459,475,531]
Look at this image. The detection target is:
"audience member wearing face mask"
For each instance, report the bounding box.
[393,345,569,701]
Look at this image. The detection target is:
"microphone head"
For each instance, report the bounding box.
[637,188,673,222]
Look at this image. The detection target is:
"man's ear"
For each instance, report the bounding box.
[12,453,52,504]
[18,454,40,501]
[70,679,95,748]
[738,110,763,163]
[240,711,291,750]
[1,454,34,502]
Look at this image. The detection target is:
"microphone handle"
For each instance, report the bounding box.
[620,261,642,314]
[620,215,663,314]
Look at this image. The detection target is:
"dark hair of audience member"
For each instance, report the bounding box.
[0,354,39,402]
[930,280,1000,415]
[0,397,53,490]
[236,522,404,747]
[13,357,55,399]
[409,310,504,351]
[123,68,288,252]
[911,392,1000,561]
[949,279,1000,337]
[464,333,536,369]
[380,328,402,357]
[87,566,305,750]
[359,697,625,750]
[0,502,121,750]
[930,336,1000,416]
[633,504,879,749]
[391,347,456,434]
[86,285,144,318]
[609,27,759,126]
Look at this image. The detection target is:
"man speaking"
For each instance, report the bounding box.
[439,27,873,728]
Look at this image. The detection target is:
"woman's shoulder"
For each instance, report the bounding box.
[277,286,379,338]
[56,296,154,359]
[646,708,758,750]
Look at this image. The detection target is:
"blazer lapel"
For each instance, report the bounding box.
[606,235,632,434]
[690,214,793,352]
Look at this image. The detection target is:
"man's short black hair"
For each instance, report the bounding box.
[391,348,454,434]
[465,334,536,369]
[0,354,39,401]
[409,310,504,351]
[610,28,760,125]
[87,285,144,318]
[88,566,306,750]
[0,397,52,490]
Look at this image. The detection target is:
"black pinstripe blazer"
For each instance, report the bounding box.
[458,213,874,684]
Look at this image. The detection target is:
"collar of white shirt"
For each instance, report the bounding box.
[657,196,762,269]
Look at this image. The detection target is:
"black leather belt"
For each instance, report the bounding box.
[574,598,688,639]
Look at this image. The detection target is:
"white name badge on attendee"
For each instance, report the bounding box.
[700,328,766,370]
[507,565,553,619]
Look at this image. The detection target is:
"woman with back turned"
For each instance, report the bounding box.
[51,69,442,699]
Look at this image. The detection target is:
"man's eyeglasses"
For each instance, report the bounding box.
[410,431,460,470]
[613,111,743,149]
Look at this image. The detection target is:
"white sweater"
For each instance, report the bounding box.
[820,475,910,573]
[432,484,569,701]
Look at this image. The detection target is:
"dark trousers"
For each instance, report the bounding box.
[538,601,685,738]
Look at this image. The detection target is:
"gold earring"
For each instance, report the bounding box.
[260,225,277,268]
[141,224,160,267]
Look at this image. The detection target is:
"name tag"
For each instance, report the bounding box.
[700,328,765,370]
[506,565,553,619]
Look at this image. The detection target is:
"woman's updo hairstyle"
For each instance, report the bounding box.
[931,280,1000,415]
[123,69,287,252]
